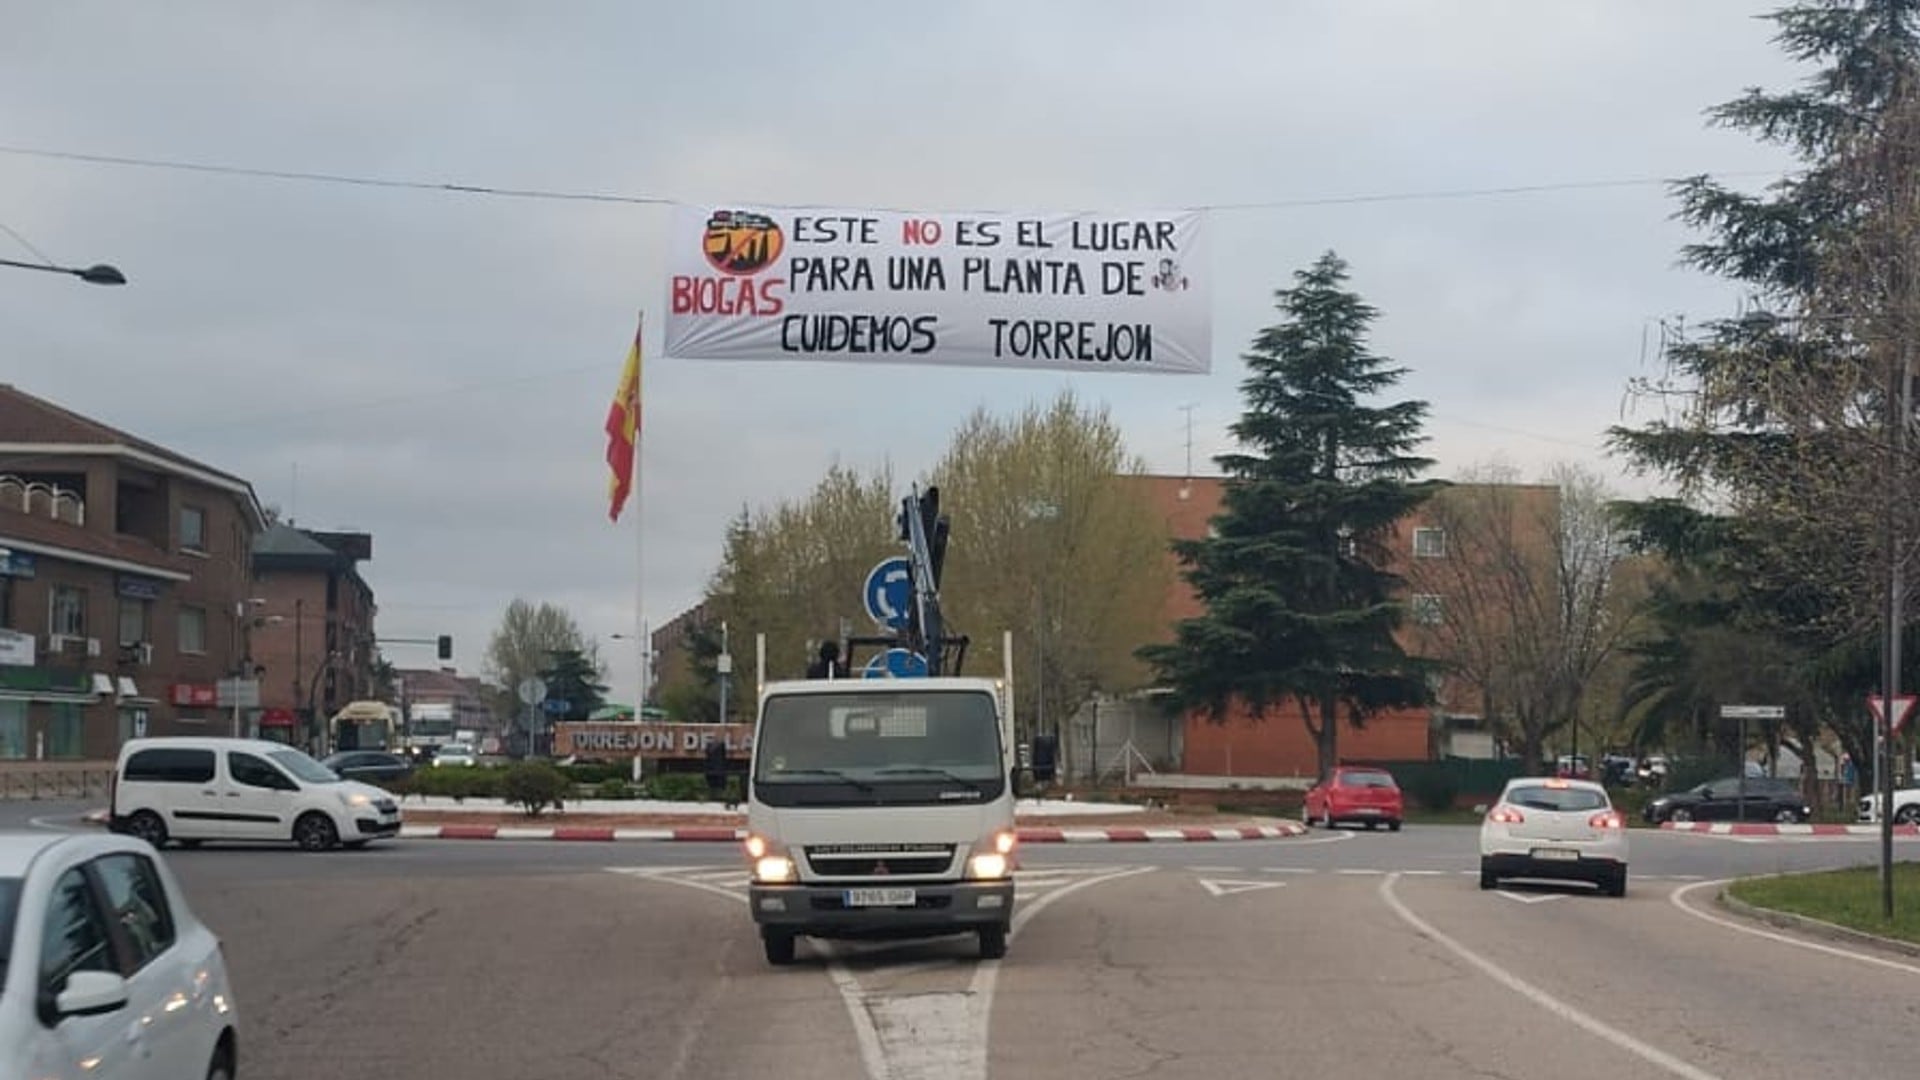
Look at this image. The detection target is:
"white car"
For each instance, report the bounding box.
[1858,788,1920,824]
[0,831,239,1079]
[1479,777,1629,896]
[432,744,479,768]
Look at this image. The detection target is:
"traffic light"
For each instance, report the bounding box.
[436,635,453,661]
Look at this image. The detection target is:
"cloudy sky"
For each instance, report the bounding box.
[1,1,1802,701]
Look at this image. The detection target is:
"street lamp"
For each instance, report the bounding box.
[0,257,126,285]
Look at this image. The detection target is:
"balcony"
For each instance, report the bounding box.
[0,474,85,526]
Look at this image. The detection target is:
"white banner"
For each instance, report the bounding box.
[663,205,1209,374]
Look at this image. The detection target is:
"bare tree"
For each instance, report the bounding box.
[703,393,1169,741]
[484,598,593,713]
[1406,464,1648,770]
[932,393,1172,742]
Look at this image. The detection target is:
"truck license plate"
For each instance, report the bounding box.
[845,888,917,907]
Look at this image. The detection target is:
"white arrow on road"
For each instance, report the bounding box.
[1198,877,1288,897]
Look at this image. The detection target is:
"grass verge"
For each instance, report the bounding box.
[1727,862,1920,947]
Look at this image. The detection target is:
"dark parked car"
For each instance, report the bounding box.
[321,750,415,785]
[1642,776,1810,824]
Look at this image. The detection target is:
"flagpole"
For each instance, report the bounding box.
[633,311,647,719]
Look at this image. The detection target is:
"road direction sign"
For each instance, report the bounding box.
[863,648,929,679]
[863,557,912,630]
[516,677,548,706]
[1867,694,1919,734]
[1719,705,1785,720]
[215,678,259,709]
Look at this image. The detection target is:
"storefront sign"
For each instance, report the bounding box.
[0,629,35,667]
[171,683,218,707]
[260,707,297,728]
[116,575,164,600]
[552,722,753,760]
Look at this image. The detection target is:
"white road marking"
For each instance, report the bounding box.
[1669,879,1920,977]
[1197,877,1288,897]
[624,863,1156,1080]
[1281,831,1354,846]
[1336,868,1384,875]
[1495,890,1566,904]
[1262,866,1317,874]
[1190,865,1238,872]
[1379,873,1725,1080]
[27,815,82,832]
[822,865,1155,1080]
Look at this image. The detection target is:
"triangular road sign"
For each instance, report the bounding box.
[1867,694,1920,734]
[1197,878,1287,898]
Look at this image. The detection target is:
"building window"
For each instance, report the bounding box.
[0,701,24,759]
[180,505,206,552]
[47,703,84,758]
[1410,593,1445,626]
[118,598,150,647]
[178,606,207,654]
[49,586,86,637]
[1413,527,1447,558]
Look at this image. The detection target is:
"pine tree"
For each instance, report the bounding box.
[1139,252,1438,779]
[539,648,608,722]
[1611,0,1920,772]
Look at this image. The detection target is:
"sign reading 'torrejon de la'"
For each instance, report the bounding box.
[552,722,753,760]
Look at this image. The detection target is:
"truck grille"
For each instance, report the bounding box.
[804,845,955,877]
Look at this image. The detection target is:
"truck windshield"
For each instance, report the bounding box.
[755,690,1004,805]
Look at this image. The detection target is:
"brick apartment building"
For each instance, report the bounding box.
[1129,474,1561,777]
[249,523,380,751]
[0,385,267,760]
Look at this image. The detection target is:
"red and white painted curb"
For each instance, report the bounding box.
[393,821,1308,844]
[1661,821,1920,837]
[84,809,1305,844]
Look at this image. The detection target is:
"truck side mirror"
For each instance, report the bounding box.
[1011,766,1037,799]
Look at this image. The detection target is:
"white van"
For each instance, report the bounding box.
[110,737,402,852]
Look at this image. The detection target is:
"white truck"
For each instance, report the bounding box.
[742,485,1028,965]
[744,674,1020,964]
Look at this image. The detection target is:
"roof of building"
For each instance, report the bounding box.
[0,384,249,485]
[253,523,341,559]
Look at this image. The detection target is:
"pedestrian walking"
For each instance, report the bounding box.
[705,736,733,810]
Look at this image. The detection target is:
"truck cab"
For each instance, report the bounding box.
[744,676,1019,964]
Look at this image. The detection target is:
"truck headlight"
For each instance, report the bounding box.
[967,830,1017,879]
[968,852,1010,879]
[753,855,796,884]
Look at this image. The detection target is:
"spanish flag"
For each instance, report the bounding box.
[604,317,642,522]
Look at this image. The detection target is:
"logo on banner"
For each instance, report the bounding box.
[675,210,788,317]
[703,210,784,275]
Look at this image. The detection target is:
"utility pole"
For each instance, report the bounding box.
[1179,402,1198,481]
[717,621,732,725]
[1881,335,1912,920]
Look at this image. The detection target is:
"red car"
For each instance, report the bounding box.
[1302,766,1405,831]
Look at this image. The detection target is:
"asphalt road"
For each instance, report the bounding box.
[105,822,1920,1079]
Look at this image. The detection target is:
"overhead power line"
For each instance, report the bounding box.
[0,143,1787,212]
